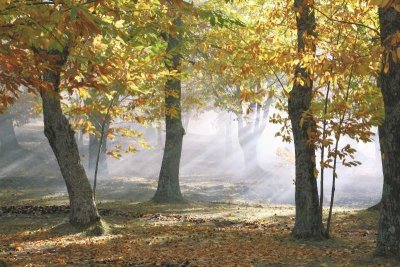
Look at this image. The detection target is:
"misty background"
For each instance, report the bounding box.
[0,104,382,208]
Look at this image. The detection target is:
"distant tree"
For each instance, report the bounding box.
[0,113,20,153]
[0,91,37,154]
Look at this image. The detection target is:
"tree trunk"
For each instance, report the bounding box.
[153,16,185,203]
[88,120,109,175]
[368,201,382,211]
[40,52,100,227]
[0,114,20,153]
[237,122,264,174]
[89,133,99,171]
[289,0,325,239]
[237,92,272,176]
[376,6,400,256]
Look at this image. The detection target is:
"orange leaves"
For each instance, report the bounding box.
[0,206,384,266]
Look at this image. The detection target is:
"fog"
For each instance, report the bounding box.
[0,108,382,208]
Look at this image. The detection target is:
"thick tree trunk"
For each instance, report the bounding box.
[40,52,100,227]
[153,16,185,203]
[376,6,400,257]
[0,114,20,153]
[289,0,325,239]
[368,201,382,211]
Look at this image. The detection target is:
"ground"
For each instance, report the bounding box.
[0,124,391,266]
[0,197,398,266]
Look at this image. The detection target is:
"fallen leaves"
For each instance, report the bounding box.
[0,205,394,266]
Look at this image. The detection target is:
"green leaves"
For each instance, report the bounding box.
[199,10,245,27]
[71,6,78,20]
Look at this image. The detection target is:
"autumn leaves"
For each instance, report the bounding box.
[1,0,400,259]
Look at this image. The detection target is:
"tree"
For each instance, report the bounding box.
[153,5,185,203]
[289,0,325,239]
[0,1,117,227]
[0,113,20,153]
[236,84,272,176]
[375,2,400,257]
[0,92,39,154]
[40,49,100,227]
[87,101,111,175]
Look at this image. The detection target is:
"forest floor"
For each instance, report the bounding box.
[0,190,398,266]
[0,125,389,266]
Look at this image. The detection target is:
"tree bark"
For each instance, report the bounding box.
[0,114,20,153]
[376,6,400,256]
[88,119,109,175]
[40,51,100,227]
[289,0,325,239]
[368,201,382,211]
[153,16,185,203]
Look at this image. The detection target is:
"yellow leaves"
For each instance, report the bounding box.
[78,88,90,100]
[239,88,255,102]
[295,76,305,87]
[125,145,137,153]
[0,0,11,9]
[107,150,121,159]
[383,63,390,74]
[302,54,314,64]
[369,0,392,8]
[115,20,125,29]
[369,0,400,9]
[93,35,105,50]
[313,168,319,178]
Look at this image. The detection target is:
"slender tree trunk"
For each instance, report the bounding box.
[0,115,20,153]
[89,115,109,174]
[89,133,100,171]
[100,121,109,175]
[40,52,100,227]
[153,16,185,203]
[89,127,109,174]
[289,0,325,239]
[376,6,400,256]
